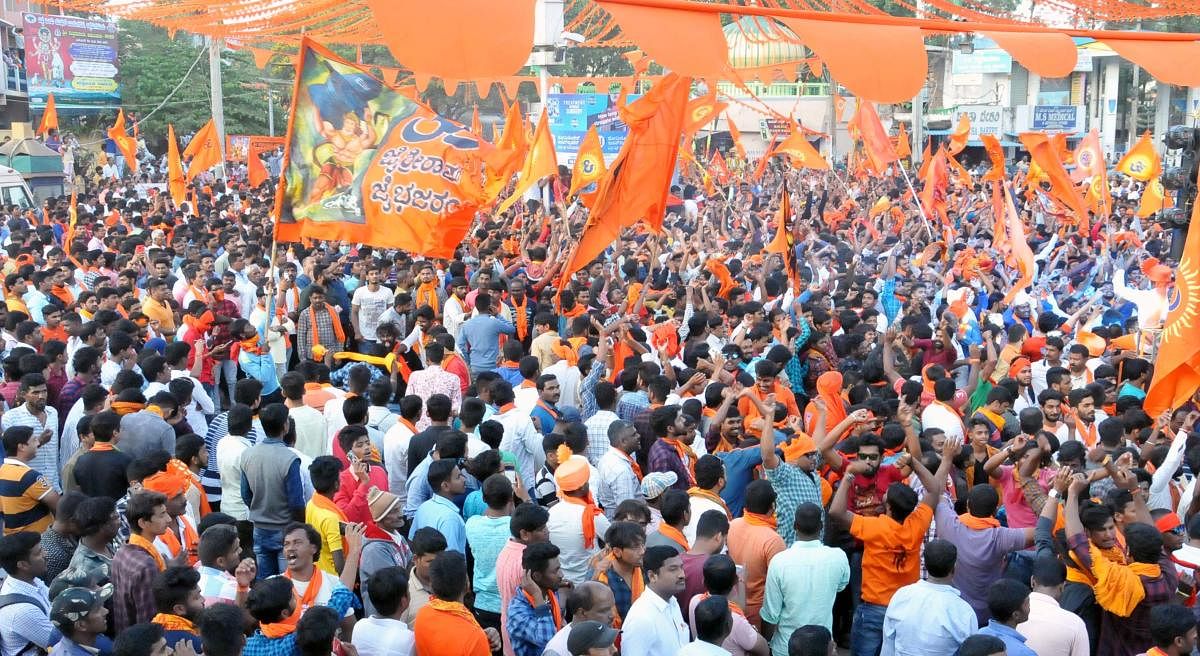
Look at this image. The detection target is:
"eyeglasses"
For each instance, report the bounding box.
[858,453,881,461]
[1171,525,1186,536]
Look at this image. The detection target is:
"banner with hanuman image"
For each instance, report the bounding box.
[274,39,500,258]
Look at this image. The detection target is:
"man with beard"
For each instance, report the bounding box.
[150,566,205,651]
[280,522,358,636]
[1067,387,1099,446]
[1039,390,1070,442]
[647,406,699,493]
[507,542,568,656]
[1010,358,1038,413]
[195,524,256,606]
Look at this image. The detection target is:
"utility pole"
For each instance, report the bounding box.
[268,90,274,137]
[209,36,227,179]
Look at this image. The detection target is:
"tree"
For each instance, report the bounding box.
[115,21,294,152]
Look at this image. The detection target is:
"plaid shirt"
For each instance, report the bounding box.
[243,587,359,656]
[54,376,87,431]
[507,587,562,656]
[647,438,691,492]
[765,462,824,546]
[594,562,637,620]
[296,304,344,361]
[879,278,902,326]
[112,544,159,633]
[584,410,618,465]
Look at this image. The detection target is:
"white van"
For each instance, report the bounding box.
[0,165,34,210]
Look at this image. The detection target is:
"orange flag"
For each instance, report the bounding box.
[107,109,139,173]
[1001,183,1036,305]
[765,181,801,292]
[37,94,58,137]
[920,146,950,224]
[709,149,731,184]
[775,130,829,170]
[1072,129,1105,182]
[751,139,777,182]
[64,188,77,257]
[485,101,529,199]
[1137,177,1172,218]
[894,123,911,159]
[183,119,222,181]
[833,94,846,123]
[496,109,557,214]
[851,101,899,174]
[1117,131,1162,182]
[1020,132,1090,228]
[947,113,971,156]
[167,124,186,208]
[917,139,932,179]
[1144,166,1200,416]
[947,153,972,188]
[471,105,483,139]
[560,73,692,284]
[683,88,727,139]
[726,114,746,160]
[990,182,1008,254]
[980,134,1006,182]
[569,125,606,198]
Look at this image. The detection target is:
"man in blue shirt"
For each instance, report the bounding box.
[460,293,516,375]
[977,579,1037,656]
[410,458,468,553]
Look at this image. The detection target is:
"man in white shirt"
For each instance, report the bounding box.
[215,405,256,521]
[921,379,965,447]
[881,539,976,656]
[1015,555,1089,656]
[353,565,416,656]
[1030,336,1066,396]
[383,398,422,502]
[351,266,393,351]
[679,595,734,656]
[684,456,728,545]
[493,381,544,492]
[620,545,690,656]
[442,278,469,342]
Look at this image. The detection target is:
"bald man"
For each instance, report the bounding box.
[542,581,618,656]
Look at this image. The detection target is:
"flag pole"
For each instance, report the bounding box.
[898,163,935,240]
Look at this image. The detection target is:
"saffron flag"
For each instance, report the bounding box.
[920,146,950,224]
[64,189,77,257]
[751,139,777,182]
[1001,183,1036,305]
[1117,131,1162,182]
[1137,177,1172,218]
[1020,132,1091,228]
[471,105,483,138]
[775,130,829,170]
[1144,166,1200,416]
[1072,129,1105,182]
[683,89,727,138]
[917,139,932,179]
[107,109,139,173]
[726,114,747,160]
[37,94,58,137]
[980,134,1006,182]
[183,119,223,181]
[852,101,899,174]
[485,100,530,199]
[560,73,692,285]
[894,123,911,159]
[167,124,186,207]
[275,38,506,258]
[947,113,971,156]
[709,149,731,184]
[833,93,846,123]
[569,125,606,198]
[765,181,801,292]
[496,109,557,214]
[247,136,285,188]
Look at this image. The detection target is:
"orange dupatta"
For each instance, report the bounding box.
[311,493,348,521]
[308,304,346,354]
[261,569,325,638]
[510,295,529,340]
[743,511,778,529]
[958,514,1001,530]
[661,438,697,485]
[521,589,564,631]
[556,491,605,549]
[688,487,731,519]
[658,525,690,552]
[129,533,166,571]
[152,613,198,634]
[415,282,441,315]
[593,555,643,629]
[157,516,199,566]
[619,450,643,481]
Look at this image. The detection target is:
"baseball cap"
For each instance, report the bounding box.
[567,620,619,656]
[639,471,678,500]
[50,586,112,629]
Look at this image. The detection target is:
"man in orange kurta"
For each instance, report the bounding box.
[413,551,502,656]
[737,360,800,425]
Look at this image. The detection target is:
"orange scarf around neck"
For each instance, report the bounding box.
[699,592,746,617]
[311,493,347,521]
[661,437,697,485]
[688,487,732,519]
[556,491,604,549]
[130,533,166,571]
[744,511,778,529]
[658,525,690,552]
[308,304,346,354]
[111,401,144,416]
[261,568,325,638]
[511,295,529,340]
[426,597,482,627]
[158,516,199,566]
[416,281,441,315]
[593,555,643,629]
[958,513,1001,531]
[521,589,564,631]
[619,450,643,481]
[152,613,197,634]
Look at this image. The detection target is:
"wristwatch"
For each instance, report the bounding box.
[1048,489,1060,500]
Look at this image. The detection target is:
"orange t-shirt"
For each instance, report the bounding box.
[413,604,491,656]
[849,503,934,606]
[726,517,786,626]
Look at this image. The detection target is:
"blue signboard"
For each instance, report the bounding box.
[1031,106,1083,132]
[547,92,639,166]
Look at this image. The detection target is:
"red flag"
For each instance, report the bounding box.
[851,101,898,174]
[708,149,731,184]
[36,94,58,138]
[561,74,692,284]
[107,109,139,173]
[947,113,971,156]
[1144,166,1200,416]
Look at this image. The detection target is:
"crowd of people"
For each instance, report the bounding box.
[0,117,1192,656]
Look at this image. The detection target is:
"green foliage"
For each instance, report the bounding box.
[115,21,294,150]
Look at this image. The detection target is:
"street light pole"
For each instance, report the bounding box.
[268,90,275,137]
[209,36,227,179]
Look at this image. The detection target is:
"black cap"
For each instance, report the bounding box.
[567,620,619,655]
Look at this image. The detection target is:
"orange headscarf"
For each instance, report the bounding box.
[806,371,847,434]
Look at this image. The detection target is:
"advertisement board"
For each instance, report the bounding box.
[22,12,120,109]
[951,49,1013,75]
[226,135,251,162]
[953,105,1005,143]
[1031,105,1084,132]
[546,92,637,167]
